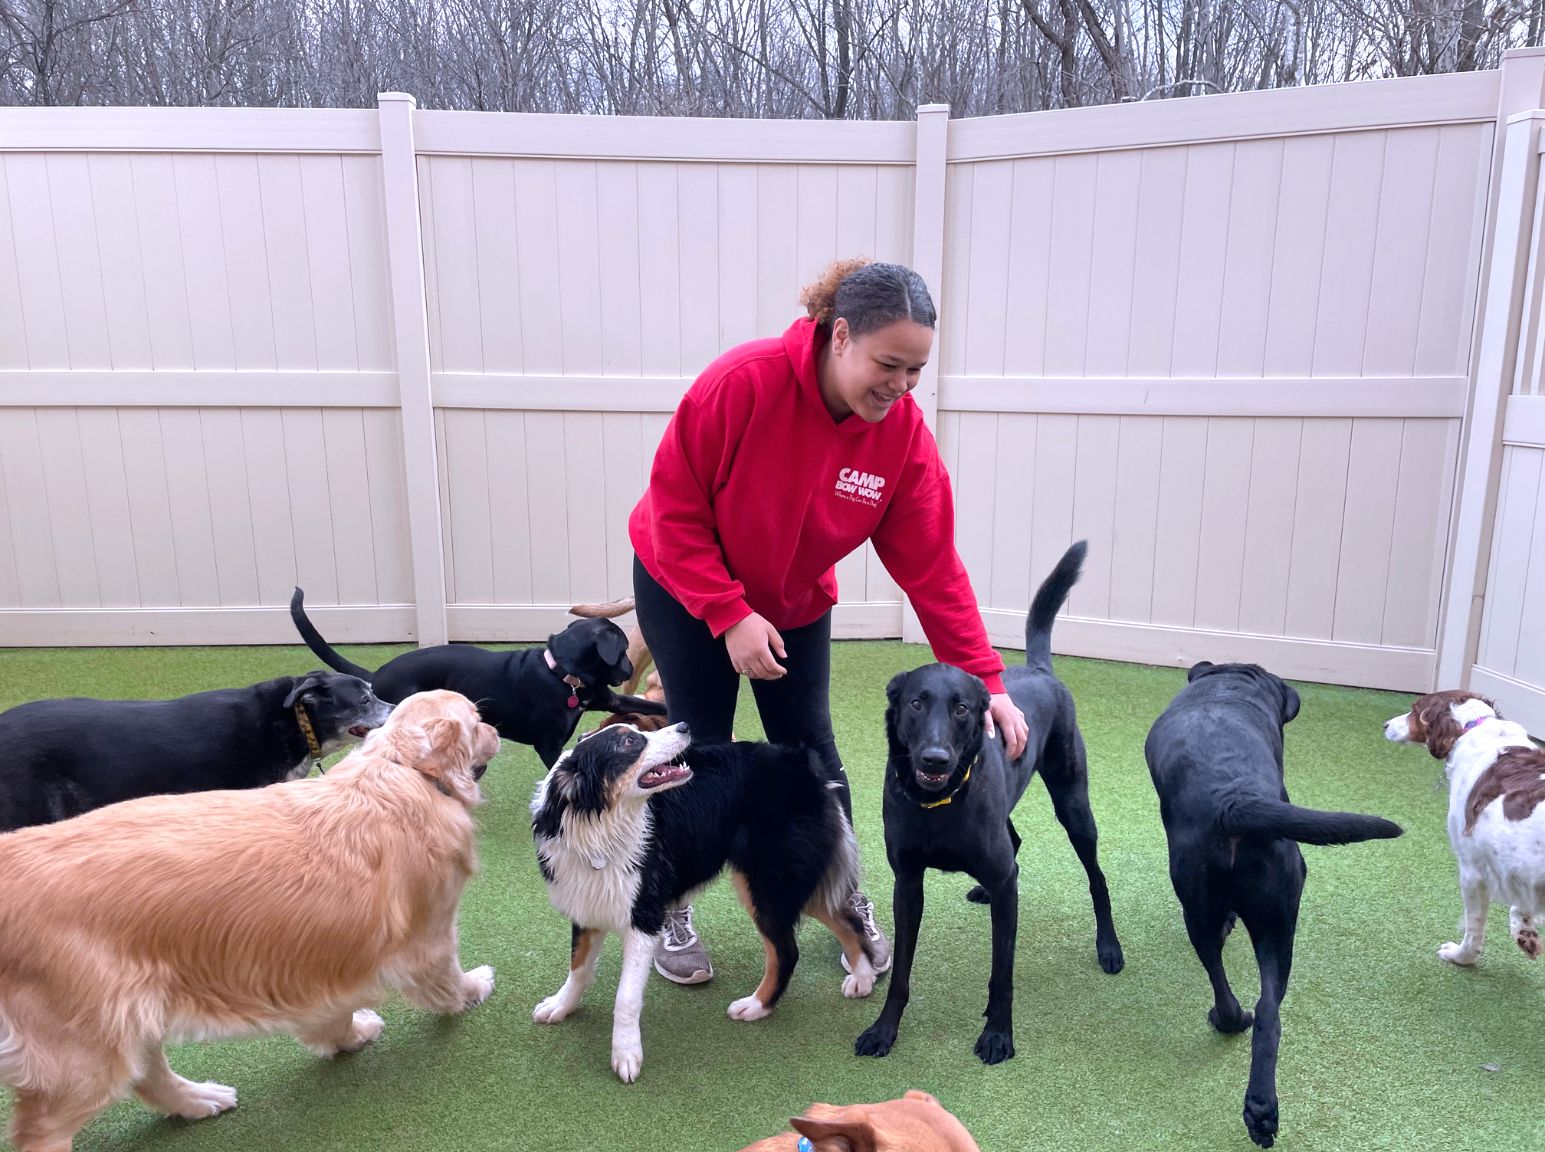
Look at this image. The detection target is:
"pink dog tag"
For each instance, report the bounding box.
[568,693,580,709]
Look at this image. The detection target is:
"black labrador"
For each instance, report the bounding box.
[0,670,389,833]
[855,541,1123,1066]
[291,588,666,767]
[1145,661,1403,1148]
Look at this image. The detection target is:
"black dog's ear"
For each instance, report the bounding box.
[1187,661,1215,682]
[595,624,627,671]
[284,670,330,709]
[1279,681,1301,725]
[971,675,992,714]
[885,671,909,707]
[547,624,587,673]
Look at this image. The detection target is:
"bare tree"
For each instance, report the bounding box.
[1,0,1538,113]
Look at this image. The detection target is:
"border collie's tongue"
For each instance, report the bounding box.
[639,757,691,789]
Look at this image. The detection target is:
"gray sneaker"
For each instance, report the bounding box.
[654,905,713,984]
[841,890,892,975]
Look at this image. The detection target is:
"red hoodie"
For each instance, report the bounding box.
[629,317,1005,694]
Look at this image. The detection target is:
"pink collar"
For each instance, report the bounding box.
[544,649,584,709]
[1461,715,1493,733]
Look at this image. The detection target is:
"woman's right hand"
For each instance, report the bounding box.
[725,613,787,680]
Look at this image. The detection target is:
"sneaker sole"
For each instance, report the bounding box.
[841,951,893,976]
[654,959,713,985]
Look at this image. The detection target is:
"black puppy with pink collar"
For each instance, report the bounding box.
[290,587,664,766]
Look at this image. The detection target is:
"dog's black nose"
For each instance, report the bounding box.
[675,722,690,736]
[920,748,951,769]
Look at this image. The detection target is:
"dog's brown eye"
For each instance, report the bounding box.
[954,704,968,717]
[910,699,922,711]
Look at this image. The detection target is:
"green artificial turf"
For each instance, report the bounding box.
[0,642,1541,1152]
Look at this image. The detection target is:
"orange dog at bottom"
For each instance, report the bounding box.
[0,690,500,1152]
[740,1091,981,1152]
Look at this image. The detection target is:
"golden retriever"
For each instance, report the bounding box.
[0,689,500,1152]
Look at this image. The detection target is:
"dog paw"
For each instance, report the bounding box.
[728,995,772,1021]
[173,1081,239,1119]
[842,968,876,999]
[533,992,576,1024]
[462,965,495,1009]
[1242,1093,1278,1148]
[965,884,991,905]
[340,1009,384,1053]
[1515,926,1541,960]
[973,1027,1015,1065]
[1208,1006,1253,1034]
[1097,933,1125,975]
[1439,942,1480,966]
[611,1040,643,1083]
[854,1022,896,1058]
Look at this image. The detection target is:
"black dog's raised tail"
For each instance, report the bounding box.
[1221,797,1403,846]
[289,587,374,681]
[1026,541,1087,673]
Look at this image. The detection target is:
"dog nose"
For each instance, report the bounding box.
[674,722,690,736]
[920,748,951,769]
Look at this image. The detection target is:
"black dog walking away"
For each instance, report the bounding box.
[856,541,1123,1065]
[1145,661,1402,1148]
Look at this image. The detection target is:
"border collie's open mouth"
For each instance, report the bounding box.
[638,753,692,790]
[914,768,953,790]
[349,725,371,738]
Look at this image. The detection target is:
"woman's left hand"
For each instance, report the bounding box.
[985,693,1028,760]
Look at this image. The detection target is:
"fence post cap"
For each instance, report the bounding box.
[916,103,950,116]
[377,92,418,107]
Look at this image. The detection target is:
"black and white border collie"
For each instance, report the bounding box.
[529,722,878,1082]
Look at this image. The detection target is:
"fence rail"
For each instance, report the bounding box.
[7,56,1545,714]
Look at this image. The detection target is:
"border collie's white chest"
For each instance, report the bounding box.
[531,775,650,932]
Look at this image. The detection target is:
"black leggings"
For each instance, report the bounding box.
[632,555,851,822]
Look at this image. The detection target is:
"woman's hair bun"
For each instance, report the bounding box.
[797,257,937,336]
[799,256,874,325]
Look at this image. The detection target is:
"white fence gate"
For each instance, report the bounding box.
[7,51,1545,708]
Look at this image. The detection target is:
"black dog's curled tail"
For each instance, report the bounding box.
[289,587,375,681]
[1220,796,1403,846]
[1026,540,1087,673]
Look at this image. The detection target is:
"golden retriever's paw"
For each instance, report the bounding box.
[172,1081,238,1119]
[341,1009,384,1052]
[611,1039,643,1083]
[462,965,496,1009]
[727,995,772,1021]
[1439,941,1480,966]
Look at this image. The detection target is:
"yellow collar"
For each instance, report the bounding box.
[920,761,972,809]
[294,703,324,768]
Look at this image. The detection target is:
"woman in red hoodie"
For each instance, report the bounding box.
[629,258,1027,985]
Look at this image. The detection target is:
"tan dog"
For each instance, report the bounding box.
[0,690,500,1152]
[739,1090,981,1151]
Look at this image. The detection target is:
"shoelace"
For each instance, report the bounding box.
[851,895,880,940]
[662,910,697,949]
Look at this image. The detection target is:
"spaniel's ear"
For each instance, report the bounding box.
[789,1111,877,1152]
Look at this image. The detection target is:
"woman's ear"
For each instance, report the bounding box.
[830,315,850,353]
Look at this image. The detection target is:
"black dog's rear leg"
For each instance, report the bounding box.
[1180,888,1251,1034]
[967,821,1021,905]
[1239,903,1298,1148]
[855,868,924,1058]
[1043,733,1124,974]
[975,870,1019,1065]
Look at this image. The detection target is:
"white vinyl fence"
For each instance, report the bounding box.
[7,52,1545,709]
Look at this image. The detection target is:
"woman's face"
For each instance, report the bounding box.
[822,317,935,423]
